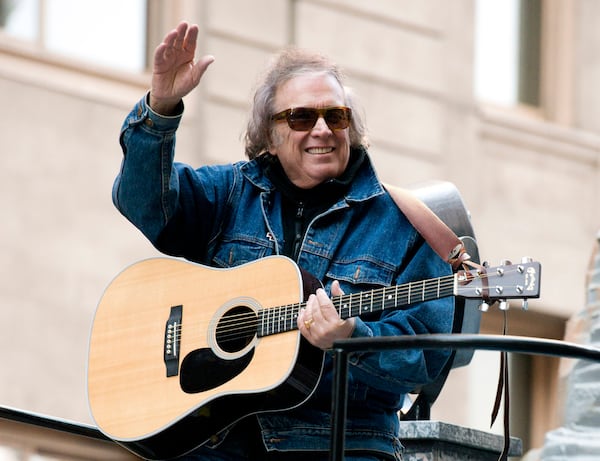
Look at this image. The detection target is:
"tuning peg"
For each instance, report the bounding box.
[498,300,510,311]
[521,299,529,311]
[500,259,512,266]
[517,257,534,274]
[479,301,490,312]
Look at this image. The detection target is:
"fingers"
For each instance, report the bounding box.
[314,288,340,323]
[297,307,314,331]
[169,21,198,53]
[298,287,354,349]
[150,21,214,114]
[155,22,198,69]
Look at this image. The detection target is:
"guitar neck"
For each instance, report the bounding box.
[257,274,456,337]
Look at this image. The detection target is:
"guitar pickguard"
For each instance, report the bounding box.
[180,347,254,393]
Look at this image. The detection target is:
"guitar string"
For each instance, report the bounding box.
[170,269,524,345]
[212,279,457,344]
[169,275,456,336]
[170,268,527,345]
[168,281,453,347]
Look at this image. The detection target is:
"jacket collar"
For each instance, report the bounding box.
[240,146,386,203]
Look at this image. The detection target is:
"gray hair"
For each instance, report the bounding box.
[244,48,368,159]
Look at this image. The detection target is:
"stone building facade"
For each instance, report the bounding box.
[1,0,599,458]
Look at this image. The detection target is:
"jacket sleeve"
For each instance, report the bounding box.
[347,238,455,394]
[113,95,233,262]
[113,95,185,243]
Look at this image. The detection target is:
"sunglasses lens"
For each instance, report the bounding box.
[287,108,318,131]
[324,108,350,130]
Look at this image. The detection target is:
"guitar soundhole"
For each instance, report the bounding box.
[216,306,258,353]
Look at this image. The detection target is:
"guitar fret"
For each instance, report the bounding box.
[279,306,284,333]
[340,294,352,319]
[400,285,408,305]
[259,310,264,337]
[362,291,372,312]
[277,307,281,332]
[284,305,288,332]
[258,310,263,337]
[346,293,351,318]
[383,287,395,310]
[270,308,275,335]
[283,306,288,332]
[275,307,280,333]
[264,308,270,336]
[292,303,300,331]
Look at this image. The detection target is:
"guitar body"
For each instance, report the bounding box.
[87,256,323,460]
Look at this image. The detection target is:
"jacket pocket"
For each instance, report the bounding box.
[212,234,274,267]
[326,257,396,288]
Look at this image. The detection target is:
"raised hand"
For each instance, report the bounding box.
[150,21,214,115]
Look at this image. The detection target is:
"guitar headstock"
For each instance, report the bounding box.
[456,258,541,311]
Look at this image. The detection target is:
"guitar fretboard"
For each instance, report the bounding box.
[257,274,456,337]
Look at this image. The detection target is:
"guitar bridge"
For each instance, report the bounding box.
[164,305,182,377]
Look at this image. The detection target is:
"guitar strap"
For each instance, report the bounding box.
[384,183,510,461]
[491,312,511,461]
[383,184,470,269]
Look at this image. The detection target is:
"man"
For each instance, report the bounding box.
[114,21,454,461]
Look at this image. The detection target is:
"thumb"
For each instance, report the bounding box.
[192,55,215,84]
[331,280,345,297]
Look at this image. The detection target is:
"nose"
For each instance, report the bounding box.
[311,115,332,134]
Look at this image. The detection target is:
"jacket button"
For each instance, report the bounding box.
[144,118,154,127]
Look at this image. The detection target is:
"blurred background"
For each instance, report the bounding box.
[1,0,599,459]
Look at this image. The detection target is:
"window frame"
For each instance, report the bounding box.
[476,0,576,126]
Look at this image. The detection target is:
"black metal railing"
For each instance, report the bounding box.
[329,334,600,461]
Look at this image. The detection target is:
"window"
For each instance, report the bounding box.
[474,0,542,107]
[0,0,148,73]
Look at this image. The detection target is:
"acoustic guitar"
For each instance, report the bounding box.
[87,255,540,459]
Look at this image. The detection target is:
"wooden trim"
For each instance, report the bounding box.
[529,355,561,448]
[539,0,577,125]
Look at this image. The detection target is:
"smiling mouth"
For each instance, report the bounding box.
[306,147,334,154]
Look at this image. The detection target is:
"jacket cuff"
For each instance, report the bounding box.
[351,317,373,338]
[127,92,185,133]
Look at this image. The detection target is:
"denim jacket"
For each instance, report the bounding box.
[114,96,454,459]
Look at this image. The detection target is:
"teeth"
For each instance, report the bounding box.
[307,147,333,154]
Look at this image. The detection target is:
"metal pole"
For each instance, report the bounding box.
[330,348,349,461]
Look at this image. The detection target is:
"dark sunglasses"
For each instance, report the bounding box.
[271,106,352,131]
